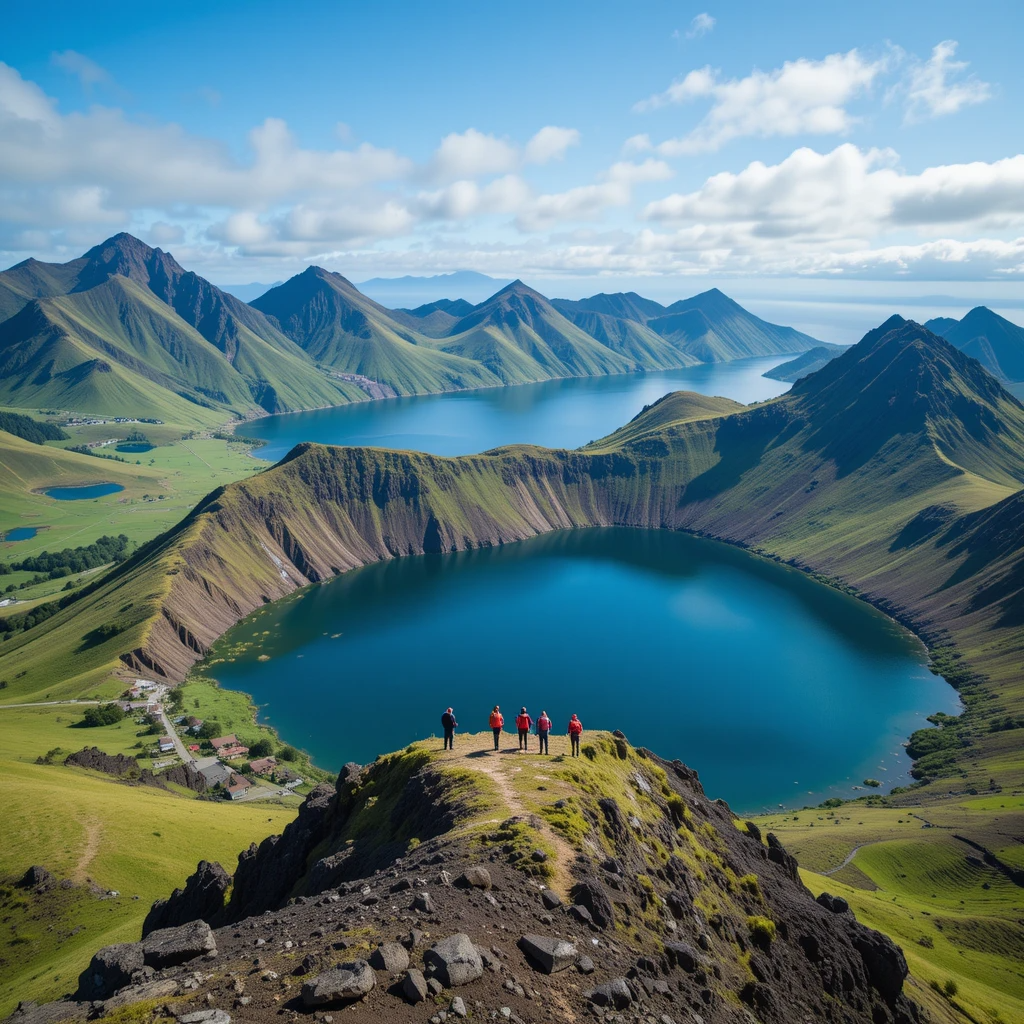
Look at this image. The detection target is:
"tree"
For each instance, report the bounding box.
[279,745,299,762]
[197,720,222,740]
[77,703,125,728]
[249,738,273,758]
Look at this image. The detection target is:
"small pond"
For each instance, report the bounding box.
[44,483,125,501]
[3,527,38,541]
[116,443,154,453]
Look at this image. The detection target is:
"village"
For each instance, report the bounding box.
[124,679,306,803]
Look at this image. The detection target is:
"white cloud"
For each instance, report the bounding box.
[635,49,886,153]
[903,40,991,123]
[524,126,580,164]
[644,144,1024,239]
[686,13,716,40]
[430,129,519,181]
[51,50,112,88]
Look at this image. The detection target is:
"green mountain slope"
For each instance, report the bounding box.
[436,280,635,379]
[0,235,357,418]
[762,343,847,382]
[252,267,502,395]
[648,288,820,361]
[926,306,1024,383]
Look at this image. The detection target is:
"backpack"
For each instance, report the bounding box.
[568,718,583,735]
[489,712,503,728]
[538,716,551,733]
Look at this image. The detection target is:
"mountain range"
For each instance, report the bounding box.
[925,305,1024,383]
[759,305,1024,386]
[0,234,823,427]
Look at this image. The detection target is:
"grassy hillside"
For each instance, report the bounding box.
[0,235,360,425]
[755,799,1024,1024]
[253,267,504,395]
[0,703,295,1015]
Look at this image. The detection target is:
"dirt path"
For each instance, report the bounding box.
[822,842,875,876]
[441,734,579,899]
[74,818,102,883]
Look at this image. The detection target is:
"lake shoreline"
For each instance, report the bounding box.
[195,523,958,817]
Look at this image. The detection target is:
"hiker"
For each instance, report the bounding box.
[516,707,533,751]
[537,710,552,755]
[441,707,457,750]
[489,705,504,750]
[568,713,583,757]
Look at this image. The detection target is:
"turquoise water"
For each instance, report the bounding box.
[237,357,792,461]
[44,483,124,501]
[3,527,38,541]
[207,529,957,812]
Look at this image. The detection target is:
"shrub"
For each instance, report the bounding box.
[249,738,273,758]
[943,979,958,998]
[581,744,597,761]
[77,703,125,728]
[279,745,299,762]
[747,915,776,947]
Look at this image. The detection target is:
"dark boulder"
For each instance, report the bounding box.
[586,978,633,1009]
[141,919,217,969]
[423,933,483,987]
[75,942,143,999]
[301,961,375,1006]
[852,929,908,1004]
[142,860,229,937]
[18,866,55,893]
[518,934,578,974]
[817,892,851,914]
[570,878,614,928]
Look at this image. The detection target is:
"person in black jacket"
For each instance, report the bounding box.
[441,707,457,750]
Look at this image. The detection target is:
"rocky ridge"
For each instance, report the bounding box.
[6,732,926,1024]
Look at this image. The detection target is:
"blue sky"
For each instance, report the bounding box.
[2,0,1023,334]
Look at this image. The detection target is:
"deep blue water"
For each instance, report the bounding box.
[116,443,154,453]
[207,529,957,813]
[3,527,38,541]
[44,484,125,501]
[237,357,792,461]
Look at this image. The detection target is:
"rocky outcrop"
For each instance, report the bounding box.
[63,747,206,794]
[142,860,230,937]
[10,735,928,1024]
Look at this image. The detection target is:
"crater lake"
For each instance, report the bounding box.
[201,528,957,813]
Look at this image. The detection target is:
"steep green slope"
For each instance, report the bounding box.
[253,267,502,395]
[553,308,702,369]
[926,306,1024,384]
[763,344,846,382]
[0,300,227,425]
[437,281,635,378]
[389,298,475,338]
[648,288,820,361]
[0,235,356,417]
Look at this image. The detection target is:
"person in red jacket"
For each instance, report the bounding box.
[515,707,533,751]
[568,713,583,757]
[489,706,504,751]
[536,710,552,755]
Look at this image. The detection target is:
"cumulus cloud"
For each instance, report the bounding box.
[428,126,581,181]
[634,49,886,153]
[903,40,991,123]
[686,13,716,40]
[524,126,581,164]
[644,144,1024,239]
[51,50,112,89]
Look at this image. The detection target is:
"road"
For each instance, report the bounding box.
[157,708,195,763]
[0,700,102,708]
